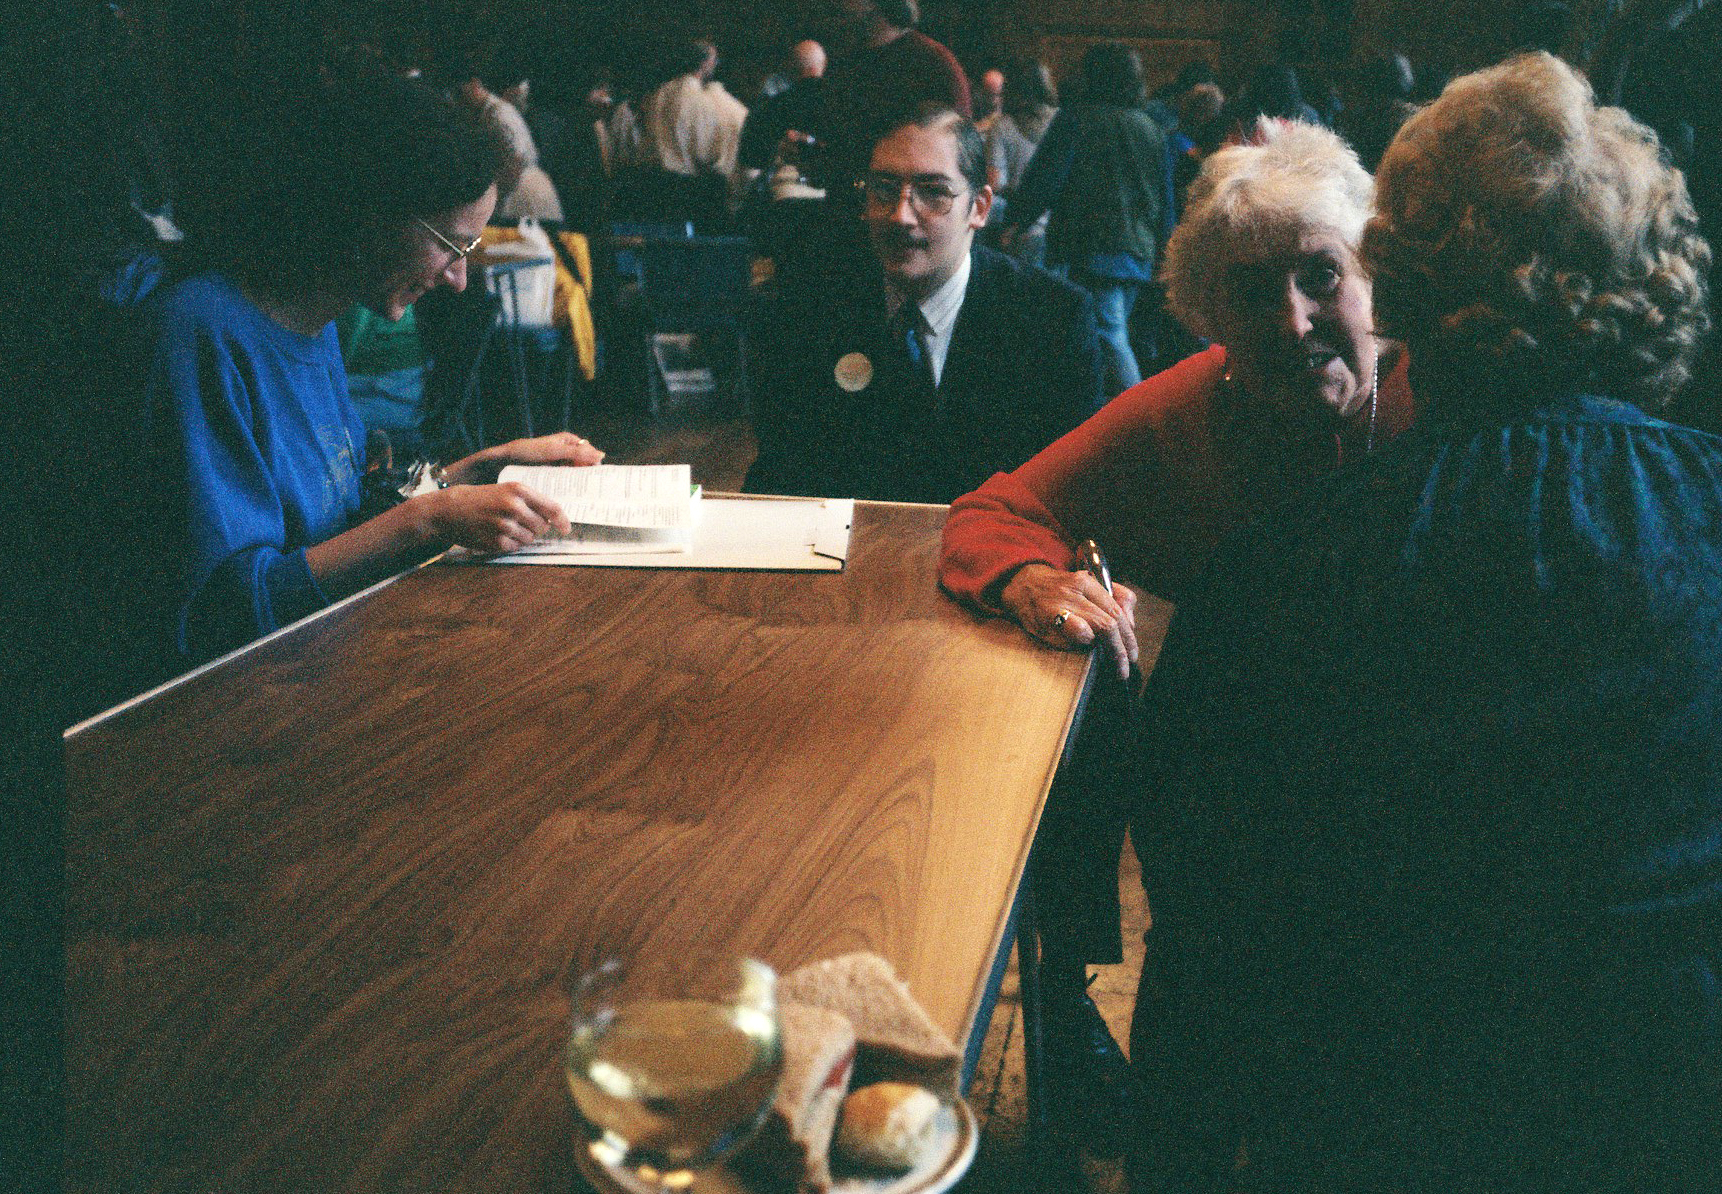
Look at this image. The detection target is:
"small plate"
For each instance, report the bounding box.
[573,1098,979,1194]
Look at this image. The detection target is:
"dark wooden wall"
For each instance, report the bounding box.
[960,0,1575,95]
[114,0,1615,108]
[937,0,1250,93]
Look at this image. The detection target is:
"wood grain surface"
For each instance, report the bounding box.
[64,502,1093,1193]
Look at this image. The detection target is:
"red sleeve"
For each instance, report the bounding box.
[939,471,1078,613]
[939,346,1228,613]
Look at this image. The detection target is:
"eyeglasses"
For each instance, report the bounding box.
[415,217,484,263]
[859,173,966,217]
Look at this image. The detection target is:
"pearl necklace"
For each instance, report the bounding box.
[1221,348,1382,457]
[1362,349,1380,455]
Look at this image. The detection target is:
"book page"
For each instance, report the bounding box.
[499,464,693,529]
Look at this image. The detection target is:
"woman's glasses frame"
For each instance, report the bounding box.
[415,217,484,264]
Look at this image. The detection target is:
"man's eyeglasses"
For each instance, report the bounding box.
[859,173,966,217]
[415,217,484,263]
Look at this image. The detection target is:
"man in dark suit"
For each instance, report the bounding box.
[746,106,1104,504]
[745,109,1131,1152]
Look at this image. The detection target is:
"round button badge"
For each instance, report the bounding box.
[834,352,873,392]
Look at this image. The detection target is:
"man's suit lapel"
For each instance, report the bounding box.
[938,247,998,420]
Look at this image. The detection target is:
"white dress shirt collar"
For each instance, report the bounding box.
[885,248,972,387]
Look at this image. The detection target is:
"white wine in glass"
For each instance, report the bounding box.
[566,957,784,1190]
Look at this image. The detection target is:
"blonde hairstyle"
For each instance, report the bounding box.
[1163,120,1374,342]
[1362,52,1711,409]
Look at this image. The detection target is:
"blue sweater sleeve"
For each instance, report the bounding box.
[147,296,341,662]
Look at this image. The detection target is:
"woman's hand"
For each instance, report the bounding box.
[424,482,572,555]
[307,479,572,594]
[1000,563,1139,679]
[440,431,604,486]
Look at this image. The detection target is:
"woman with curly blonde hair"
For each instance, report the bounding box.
[1132,53,1722,1192]
[1363,51,1710,411]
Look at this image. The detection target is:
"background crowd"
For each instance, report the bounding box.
[8,1,1722,1191]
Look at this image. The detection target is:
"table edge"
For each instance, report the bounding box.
[953,651,1097,1050]
[63,559,435,742]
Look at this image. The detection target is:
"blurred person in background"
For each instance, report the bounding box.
[738,38,828,180]
[527,60,614,232]
[638,36,750,215]
[1339,51,1417,172]
[1146,58,1220,134]
[451,54,562,220]
[972,66,1005,135]
[1227,62,1323,142]
[984,56,1057,266]
[1001,44,1169,395]
[1169,81,1226,216]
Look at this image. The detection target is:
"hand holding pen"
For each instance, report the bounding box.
[997,539,1139,680]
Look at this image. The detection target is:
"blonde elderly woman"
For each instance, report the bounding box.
[1131,53,1720,1191]
[940,119,1413,676]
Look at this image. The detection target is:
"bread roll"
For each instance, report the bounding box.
[833,1082,941,1172]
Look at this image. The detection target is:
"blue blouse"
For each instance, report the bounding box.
[142,272,365,662]
[1135,393,1722,1188]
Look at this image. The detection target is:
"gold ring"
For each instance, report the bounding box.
[1051,610,1070,630]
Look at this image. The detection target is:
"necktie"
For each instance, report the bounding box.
[889,304,937,400]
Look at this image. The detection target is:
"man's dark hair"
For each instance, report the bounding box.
[480,55,529,96]
[1173,59,1219,94]
[1237,62,1309,123]
[677,37,717,77]
[875,0,919,29]
[429,48,483,92]
[1357,52,1416,101]
[876,103,986,194]
[1079,43,1147,108]
[1003,57,1057,117]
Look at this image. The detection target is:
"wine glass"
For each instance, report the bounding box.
[565,956,784,1191]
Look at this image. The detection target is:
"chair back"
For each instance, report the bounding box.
[415,285,502,457]
[629,235,754,332]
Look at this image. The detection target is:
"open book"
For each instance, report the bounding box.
[498,463,700,554]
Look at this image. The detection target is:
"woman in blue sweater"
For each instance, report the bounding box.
[142,73,602,667]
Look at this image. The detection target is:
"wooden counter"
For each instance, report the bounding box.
[65,501,1091,1192]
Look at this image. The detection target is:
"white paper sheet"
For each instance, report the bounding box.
[480,496,854,570]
